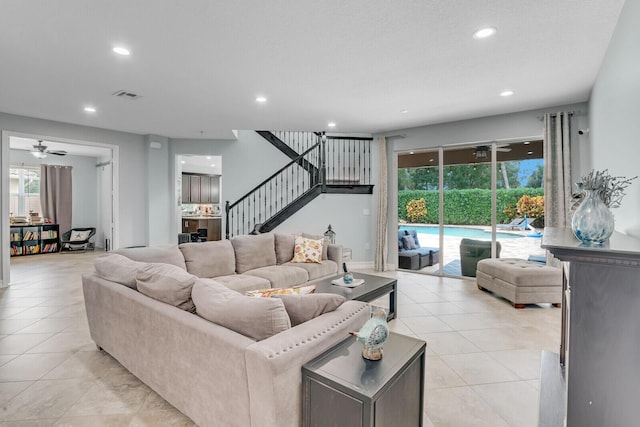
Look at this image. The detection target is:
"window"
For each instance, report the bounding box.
[10,166,42,217]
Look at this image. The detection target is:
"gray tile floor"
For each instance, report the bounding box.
[1,252,560,426]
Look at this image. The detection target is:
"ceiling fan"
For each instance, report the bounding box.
[31,141,67,159]
[473,144,511,159]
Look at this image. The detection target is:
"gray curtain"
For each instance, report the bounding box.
[40,165,73,233]
[543,112,573,228]
[374,137,388,271]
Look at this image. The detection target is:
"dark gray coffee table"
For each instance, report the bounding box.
[302,332,426,427]
[313,272,397,320]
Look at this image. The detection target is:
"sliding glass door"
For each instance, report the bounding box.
[397,140,544,277]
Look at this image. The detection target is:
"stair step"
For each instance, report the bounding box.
[323,184,374,194]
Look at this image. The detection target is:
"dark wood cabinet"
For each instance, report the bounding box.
[189,175,201,203]
[200,177,211,203]
[182,174,220,204]
[181,176,190,204]
[210,176,220,203]
[181,218,221,241]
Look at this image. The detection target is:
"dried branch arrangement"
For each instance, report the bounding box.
[577,169,637,209]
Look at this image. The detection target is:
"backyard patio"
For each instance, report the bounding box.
[399,224,547,276]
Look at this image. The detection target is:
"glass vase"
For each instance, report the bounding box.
[571,188,614,245]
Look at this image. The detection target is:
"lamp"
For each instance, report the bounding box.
[31,151,47,159]
[324,225,336,244]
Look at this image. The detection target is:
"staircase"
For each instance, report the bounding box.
[225,131,373,238]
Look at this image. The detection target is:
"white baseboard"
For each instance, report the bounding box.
[347,261,396,271]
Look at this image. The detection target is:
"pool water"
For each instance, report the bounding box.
[399,225,524,240]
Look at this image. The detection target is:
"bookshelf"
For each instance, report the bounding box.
[10,224,60,256]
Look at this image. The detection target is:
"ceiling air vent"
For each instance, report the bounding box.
[112,90,141,100]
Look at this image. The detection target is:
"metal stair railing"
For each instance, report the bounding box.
[225,142,322,238]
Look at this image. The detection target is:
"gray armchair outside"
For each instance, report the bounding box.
[459,239,501,277]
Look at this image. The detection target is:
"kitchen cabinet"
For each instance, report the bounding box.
[189,175,201,203]
[182,174,220,204]
[210,176,220,203]
[181,177,190,204]
[182,218,222,241]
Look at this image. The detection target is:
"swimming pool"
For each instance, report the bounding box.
[399,225,524,240]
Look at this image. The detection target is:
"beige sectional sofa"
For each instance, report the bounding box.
[82,232,370,427]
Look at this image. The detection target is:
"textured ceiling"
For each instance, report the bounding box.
[0,1,624,139]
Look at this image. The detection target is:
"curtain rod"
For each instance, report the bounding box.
[537,110,582,121]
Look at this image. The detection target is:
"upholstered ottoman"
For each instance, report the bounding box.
[476,258,562,308]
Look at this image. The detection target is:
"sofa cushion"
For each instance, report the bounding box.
[291,235,323,264]
[274,233,295,265]
[273,293,346,326]
[94,253,146,289]
[302,233,329,261]
[191,278,291,341]
[214,274,271,293]
[116,246,187,270]
[136,263,197,312]
[243,265,308,288]
[231,233,277,274]
[245,284,316,297]
[179,240,236,278]
[282,260,338,281]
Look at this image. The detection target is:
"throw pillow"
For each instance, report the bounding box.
[136,263,198,313]
[94,253,146,289]
[302,232,330,261]
[291,236,323,263]
[402,235,416,250]
[192,278,291,341]
[272,293,346,326]
[245,284,316,298]
[69,230,91,242]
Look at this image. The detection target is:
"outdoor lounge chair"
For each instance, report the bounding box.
[61,227,96,252]
[496,218,526,230]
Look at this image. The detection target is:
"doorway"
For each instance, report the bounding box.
[2,132,119,286]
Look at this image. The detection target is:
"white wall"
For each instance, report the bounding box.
[9,149,98,234]
[589,0,640,237]
[0,112,147,270]
[146,135,172,246]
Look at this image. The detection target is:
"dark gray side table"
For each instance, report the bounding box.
[302,332,426,427]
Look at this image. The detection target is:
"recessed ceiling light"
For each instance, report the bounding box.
[400,109,409,114]
[112,46,130,56]
[527,151,533,155]
[409,151,414,155]
[523,141,531,145]
[500,90,515,97]
[256,96,267,103]
[429,158,435,162]
[328,122,336,128]
[211,164,216,167]
[84,106,96,113]
[181,160,186,164]
[206,156,211,160]
[473,27,496,39]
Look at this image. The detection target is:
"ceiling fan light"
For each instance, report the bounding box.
[31,151,47,159]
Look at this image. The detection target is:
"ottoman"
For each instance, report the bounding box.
[476,258,562,308]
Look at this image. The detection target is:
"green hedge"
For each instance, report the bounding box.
[398,188,544,225]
